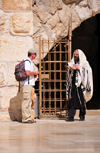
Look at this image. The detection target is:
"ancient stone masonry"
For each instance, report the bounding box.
[0,0,100,120]
[32,0,100,64]
[0,0,33,120]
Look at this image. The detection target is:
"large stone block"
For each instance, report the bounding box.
[88,0,100,15]
[58,6,81,31]
[0,13,9,36]
[52,23,65,39]
[10,13,33,36]
[33,5,52,23]
[47,15,59,29]
[44,0,62,15]
[74,6,92,22]
[0,36,33,62]
[58,6,71,27]
[1,0,32,12]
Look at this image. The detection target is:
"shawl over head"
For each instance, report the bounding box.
[67,49,93,102]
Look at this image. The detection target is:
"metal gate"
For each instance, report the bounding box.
[37,17,72,118]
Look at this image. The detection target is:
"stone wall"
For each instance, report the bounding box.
[0,0,100,120]
[32,0,100,64]
[0,0,33,120]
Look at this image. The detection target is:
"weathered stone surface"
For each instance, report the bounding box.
[44,0,62,15]
[62,0,76,4]
[1,0,32,12]
[33,5,52,23]
[74,6,92,22]
[33,13,42,34]
[52,23,65,38]
[78,0,88,7]
[58,6,71,27]
[88,0,100,16]
[47,15,59,29]
[0,0,1,8]
[36,0,44,6]
[0,87,18,109]
[33,28,50,62]
[8,62,18,86]
[10,13,33,36]
[0,62,7,86]
[58,6,81,31]
[0,13,9,36]
[0,37,33,62]
[71,8,81,30]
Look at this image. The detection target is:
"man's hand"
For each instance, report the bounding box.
[73,64,80,70]
[66,97,68,101]
[34,71,39,75]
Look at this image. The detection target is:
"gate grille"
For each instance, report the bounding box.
[35,15,72,118]
[36,37,71,118]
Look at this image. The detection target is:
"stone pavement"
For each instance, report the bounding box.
[0,110,100,153]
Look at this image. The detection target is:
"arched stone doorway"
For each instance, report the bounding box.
[72,13,100,109]
[35,14,100,118]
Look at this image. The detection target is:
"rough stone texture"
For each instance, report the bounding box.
[33,13,42,34]
[47,16,59,30]
[88,0,100,16]
[1,0,32,12]
[33,5,52,23]
[58,6,71,27]
[10,13,33,36]
[0,37,33,62]
[52,23,65,38]
[62,0,76,4]
[78,0,88,7]
[44,0,62,15]
[0,0,1,8]
[0,62,7,87]
[8,62,18,86]
[0,87,18,110]
[0,13,9,36]
[74,6,92,22]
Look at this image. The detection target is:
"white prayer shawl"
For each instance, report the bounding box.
[67,49,93,102]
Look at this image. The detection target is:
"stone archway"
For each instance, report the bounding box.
[72,14,100,109]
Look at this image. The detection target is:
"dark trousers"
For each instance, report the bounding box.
[68,85,86,119]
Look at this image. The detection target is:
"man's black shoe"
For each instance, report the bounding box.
[79,116,85,121]
[65,116,74,122]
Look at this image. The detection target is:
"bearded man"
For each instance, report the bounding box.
[66,49,93,121]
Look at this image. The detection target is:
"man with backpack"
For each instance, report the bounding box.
[20,49,39,123]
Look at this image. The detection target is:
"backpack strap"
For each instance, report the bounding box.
[18,81,20,92]
[24,59,31,84]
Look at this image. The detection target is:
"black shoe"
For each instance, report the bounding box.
[65,116,74,122]
[79,116,85,121]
